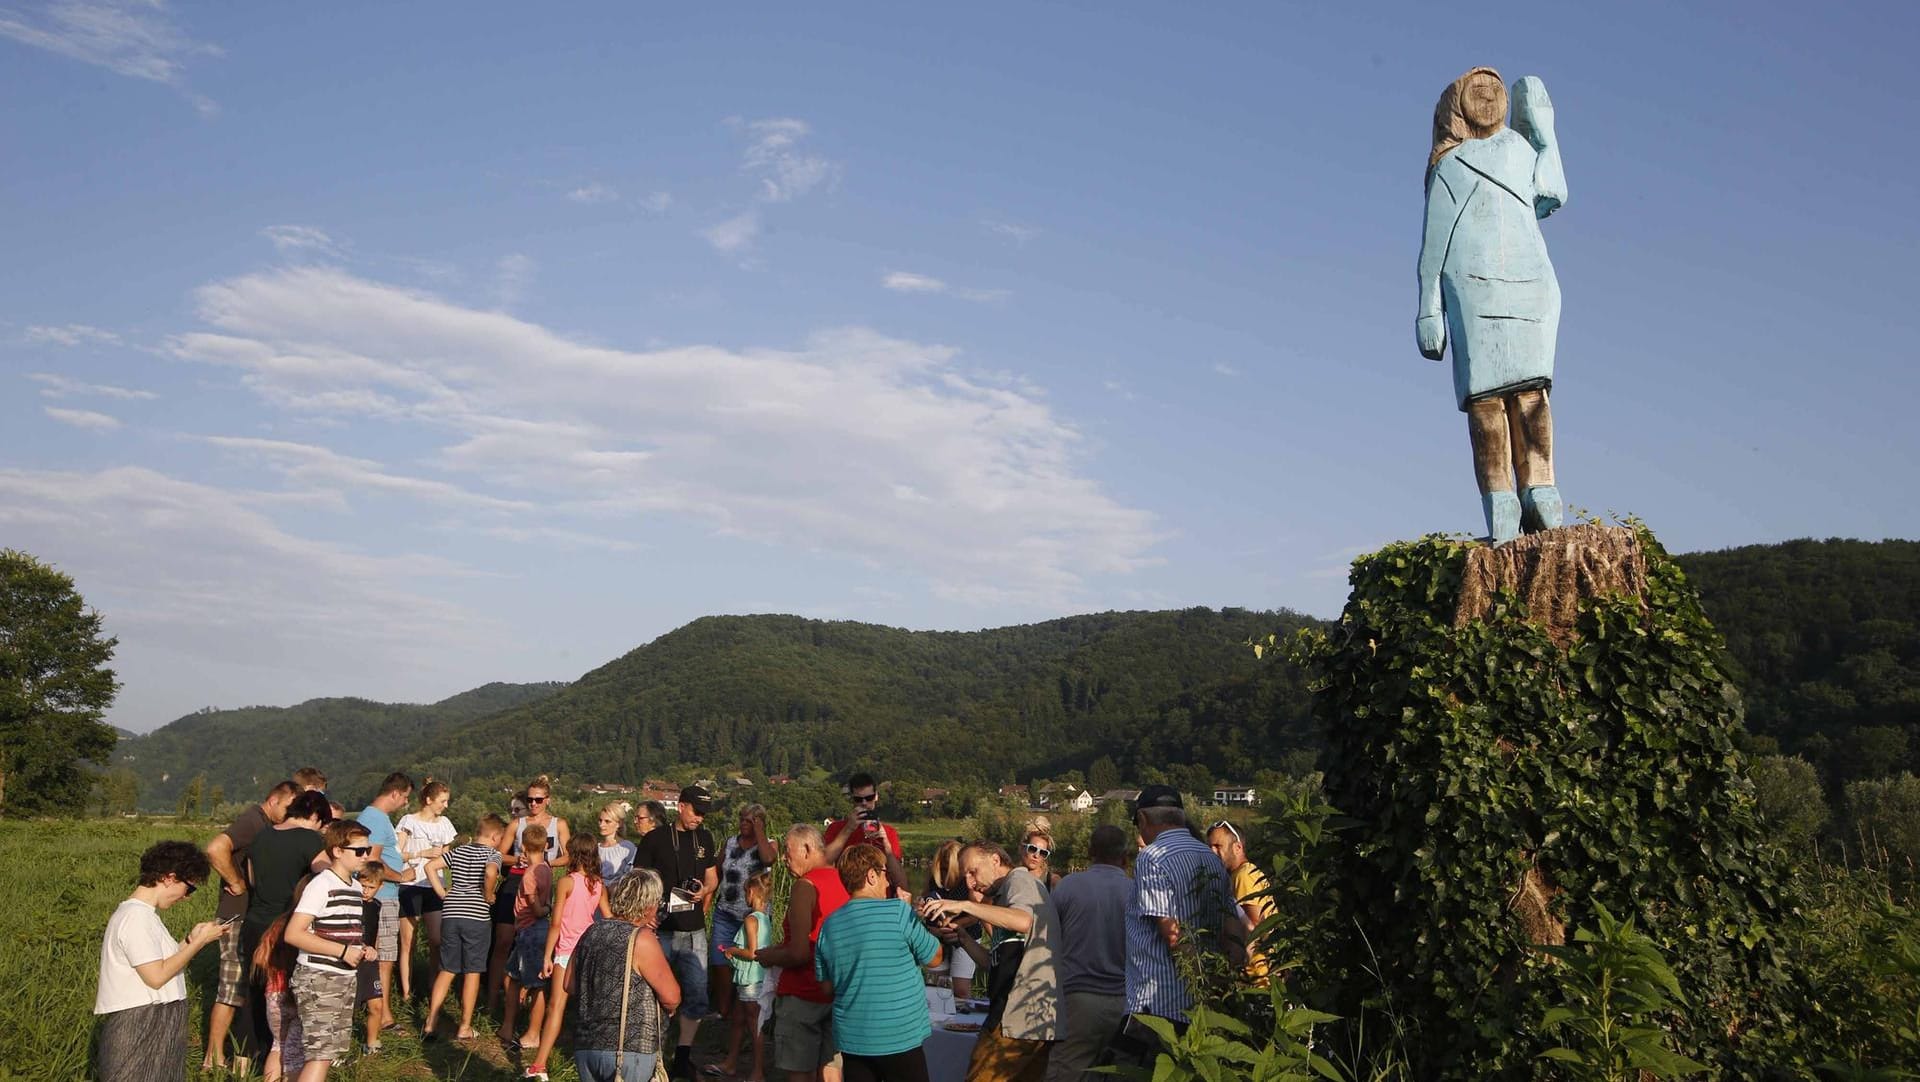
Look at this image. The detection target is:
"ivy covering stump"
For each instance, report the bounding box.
[1291,523,1792,1078]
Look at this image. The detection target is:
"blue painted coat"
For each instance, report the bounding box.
[1418,126,1561,410]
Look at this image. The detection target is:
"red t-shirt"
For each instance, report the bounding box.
[823,818,903,860]
[775,866,850,1002]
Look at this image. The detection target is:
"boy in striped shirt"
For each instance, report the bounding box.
[284,820,376,1079]
[424,814,505,1041]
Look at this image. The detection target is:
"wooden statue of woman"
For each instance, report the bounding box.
[1416,67,1567,543]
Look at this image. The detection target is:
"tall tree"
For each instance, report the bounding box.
[0,550,119,816]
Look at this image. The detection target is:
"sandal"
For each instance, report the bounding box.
[499,1035,521,1054]
[701,1067,730,1078]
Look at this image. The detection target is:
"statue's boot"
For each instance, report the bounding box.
[1520,485,1563,532]
[1483,490,1521,543]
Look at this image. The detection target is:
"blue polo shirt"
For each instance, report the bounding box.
[357,805,407,902]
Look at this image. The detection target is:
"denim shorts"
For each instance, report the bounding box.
[663,928,709,1018]
[439,916,491,975]
[507,920,549,989]
[709,908,745,968]
[574,1049,658,1082]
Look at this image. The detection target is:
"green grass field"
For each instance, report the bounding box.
[0,818,600,1080]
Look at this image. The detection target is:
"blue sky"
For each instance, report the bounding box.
[4,1,1917,732]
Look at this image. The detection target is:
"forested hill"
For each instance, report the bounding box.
[112,681,566,808]
[1681,538,1920,782]
[408,608,1324,789]
[109,538,1919,810]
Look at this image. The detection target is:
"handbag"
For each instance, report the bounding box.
[612,925,672,1082]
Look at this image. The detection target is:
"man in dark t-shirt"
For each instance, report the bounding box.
[236,790,331,1062]
[632,783,718,1081]
[201,780,296,1069]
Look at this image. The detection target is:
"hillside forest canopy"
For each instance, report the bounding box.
[91,537,1920,817]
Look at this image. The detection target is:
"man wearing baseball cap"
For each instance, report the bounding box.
[1105,785,1244,1071]
[633,783,720,1081]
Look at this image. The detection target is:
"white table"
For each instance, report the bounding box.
[922,988,983,1082]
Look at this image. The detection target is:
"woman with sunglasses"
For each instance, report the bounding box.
[95,841,224,1082]
[491,774,572,1015]
[1021,818,1062,890]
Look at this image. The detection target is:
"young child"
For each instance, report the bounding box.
[500,821,554,1055]
[718,870,774,1082]
[423,813,505,1041]
[525,832,611,1082]
[283,820,376,1080]
[252,910,305,1082]
[356,864,389,1055]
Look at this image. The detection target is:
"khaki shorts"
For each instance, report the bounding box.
[771,995,841,1075]
[291,966,357,1063]
[215,920,246,1006]
[966,1023,1053,1082]
[375,897,401,961]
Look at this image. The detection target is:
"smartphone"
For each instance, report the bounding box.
[217,915,241,928]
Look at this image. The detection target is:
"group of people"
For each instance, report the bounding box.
[96,766,1274,1082]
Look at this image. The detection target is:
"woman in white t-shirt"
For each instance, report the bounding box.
[395,779,457,997]
[95,840,224,1082]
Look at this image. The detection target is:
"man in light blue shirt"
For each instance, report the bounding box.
[357,771,416,1033]
[1107,785,1241,1072]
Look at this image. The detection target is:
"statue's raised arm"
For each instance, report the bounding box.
[1414,68,1567,543]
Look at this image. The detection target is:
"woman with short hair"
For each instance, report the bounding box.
[567,869,683,1082]
[95,841,223,1082]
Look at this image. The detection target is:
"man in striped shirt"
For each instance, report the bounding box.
[1107,785,1243,1071]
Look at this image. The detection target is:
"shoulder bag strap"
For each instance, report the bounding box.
[614,925,639,1082]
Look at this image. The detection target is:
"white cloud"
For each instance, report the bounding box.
[702,211,760,254]
[0,0,220,111]
[494,253,535,307]
[882,271,1009,303]
[260,225,341,257]
[27,372,157,399]
[43,406,122,430]
[638,191,673,213]
[1212,362,1240,377]
[734,117,837,202]
[0,464,498,725]
[882,271,948,294]
[566,182,618,204]
[25,323,120,346]
[169,264,1162,605]
[983,218,1040,245]
[199,435,533,513]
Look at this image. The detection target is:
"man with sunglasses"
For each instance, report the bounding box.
[821,771,906,892]
[1206,820,1276,982]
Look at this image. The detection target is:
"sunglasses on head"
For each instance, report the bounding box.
[1025,843,1051,859]
[1210,820,1243,843]
[344,845,373,856]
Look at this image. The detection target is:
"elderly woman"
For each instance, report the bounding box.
[710,802,776,1022]
[568,868,683,1082]
[95,841,224,1082]
[1416,66,1568,542]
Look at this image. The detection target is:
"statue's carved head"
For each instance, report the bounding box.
[1429,66,1507,173]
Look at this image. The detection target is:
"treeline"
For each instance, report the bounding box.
[107,537,1920,812]
[1683,538,1920,785]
